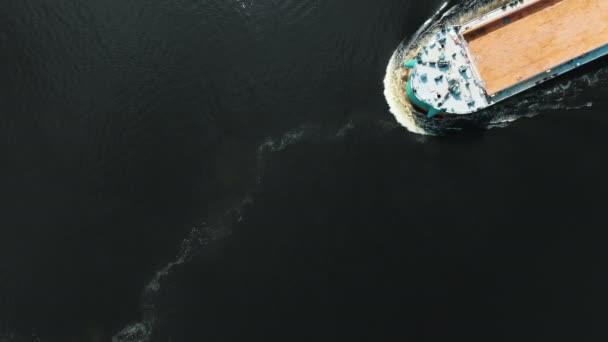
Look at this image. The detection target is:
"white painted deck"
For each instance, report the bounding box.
[409,26,490,115]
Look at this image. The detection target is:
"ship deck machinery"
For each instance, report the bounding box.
[403,24,490,117]
[404,0,608,118]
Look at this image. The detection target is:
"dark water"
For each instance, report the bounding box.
[1,0,608,341]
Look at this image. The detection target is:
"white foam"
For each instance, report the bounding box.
[383,50,428,135]
[235,0,254,9]
[113,195,251,342]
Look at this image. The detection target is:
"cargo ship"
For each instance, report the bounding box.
[403,0,608,118]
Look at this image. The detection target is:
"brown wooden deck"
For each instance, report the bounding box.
[463,0,608,95]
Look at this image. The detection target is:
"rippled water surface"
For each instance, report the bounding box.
[1,0,608,341]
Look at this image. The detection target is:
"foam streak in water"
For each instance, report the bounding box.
[113,197,251,342]
[114,121,364,342]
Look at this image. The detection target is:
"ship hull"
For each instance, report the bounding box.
[404,0,608,118]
